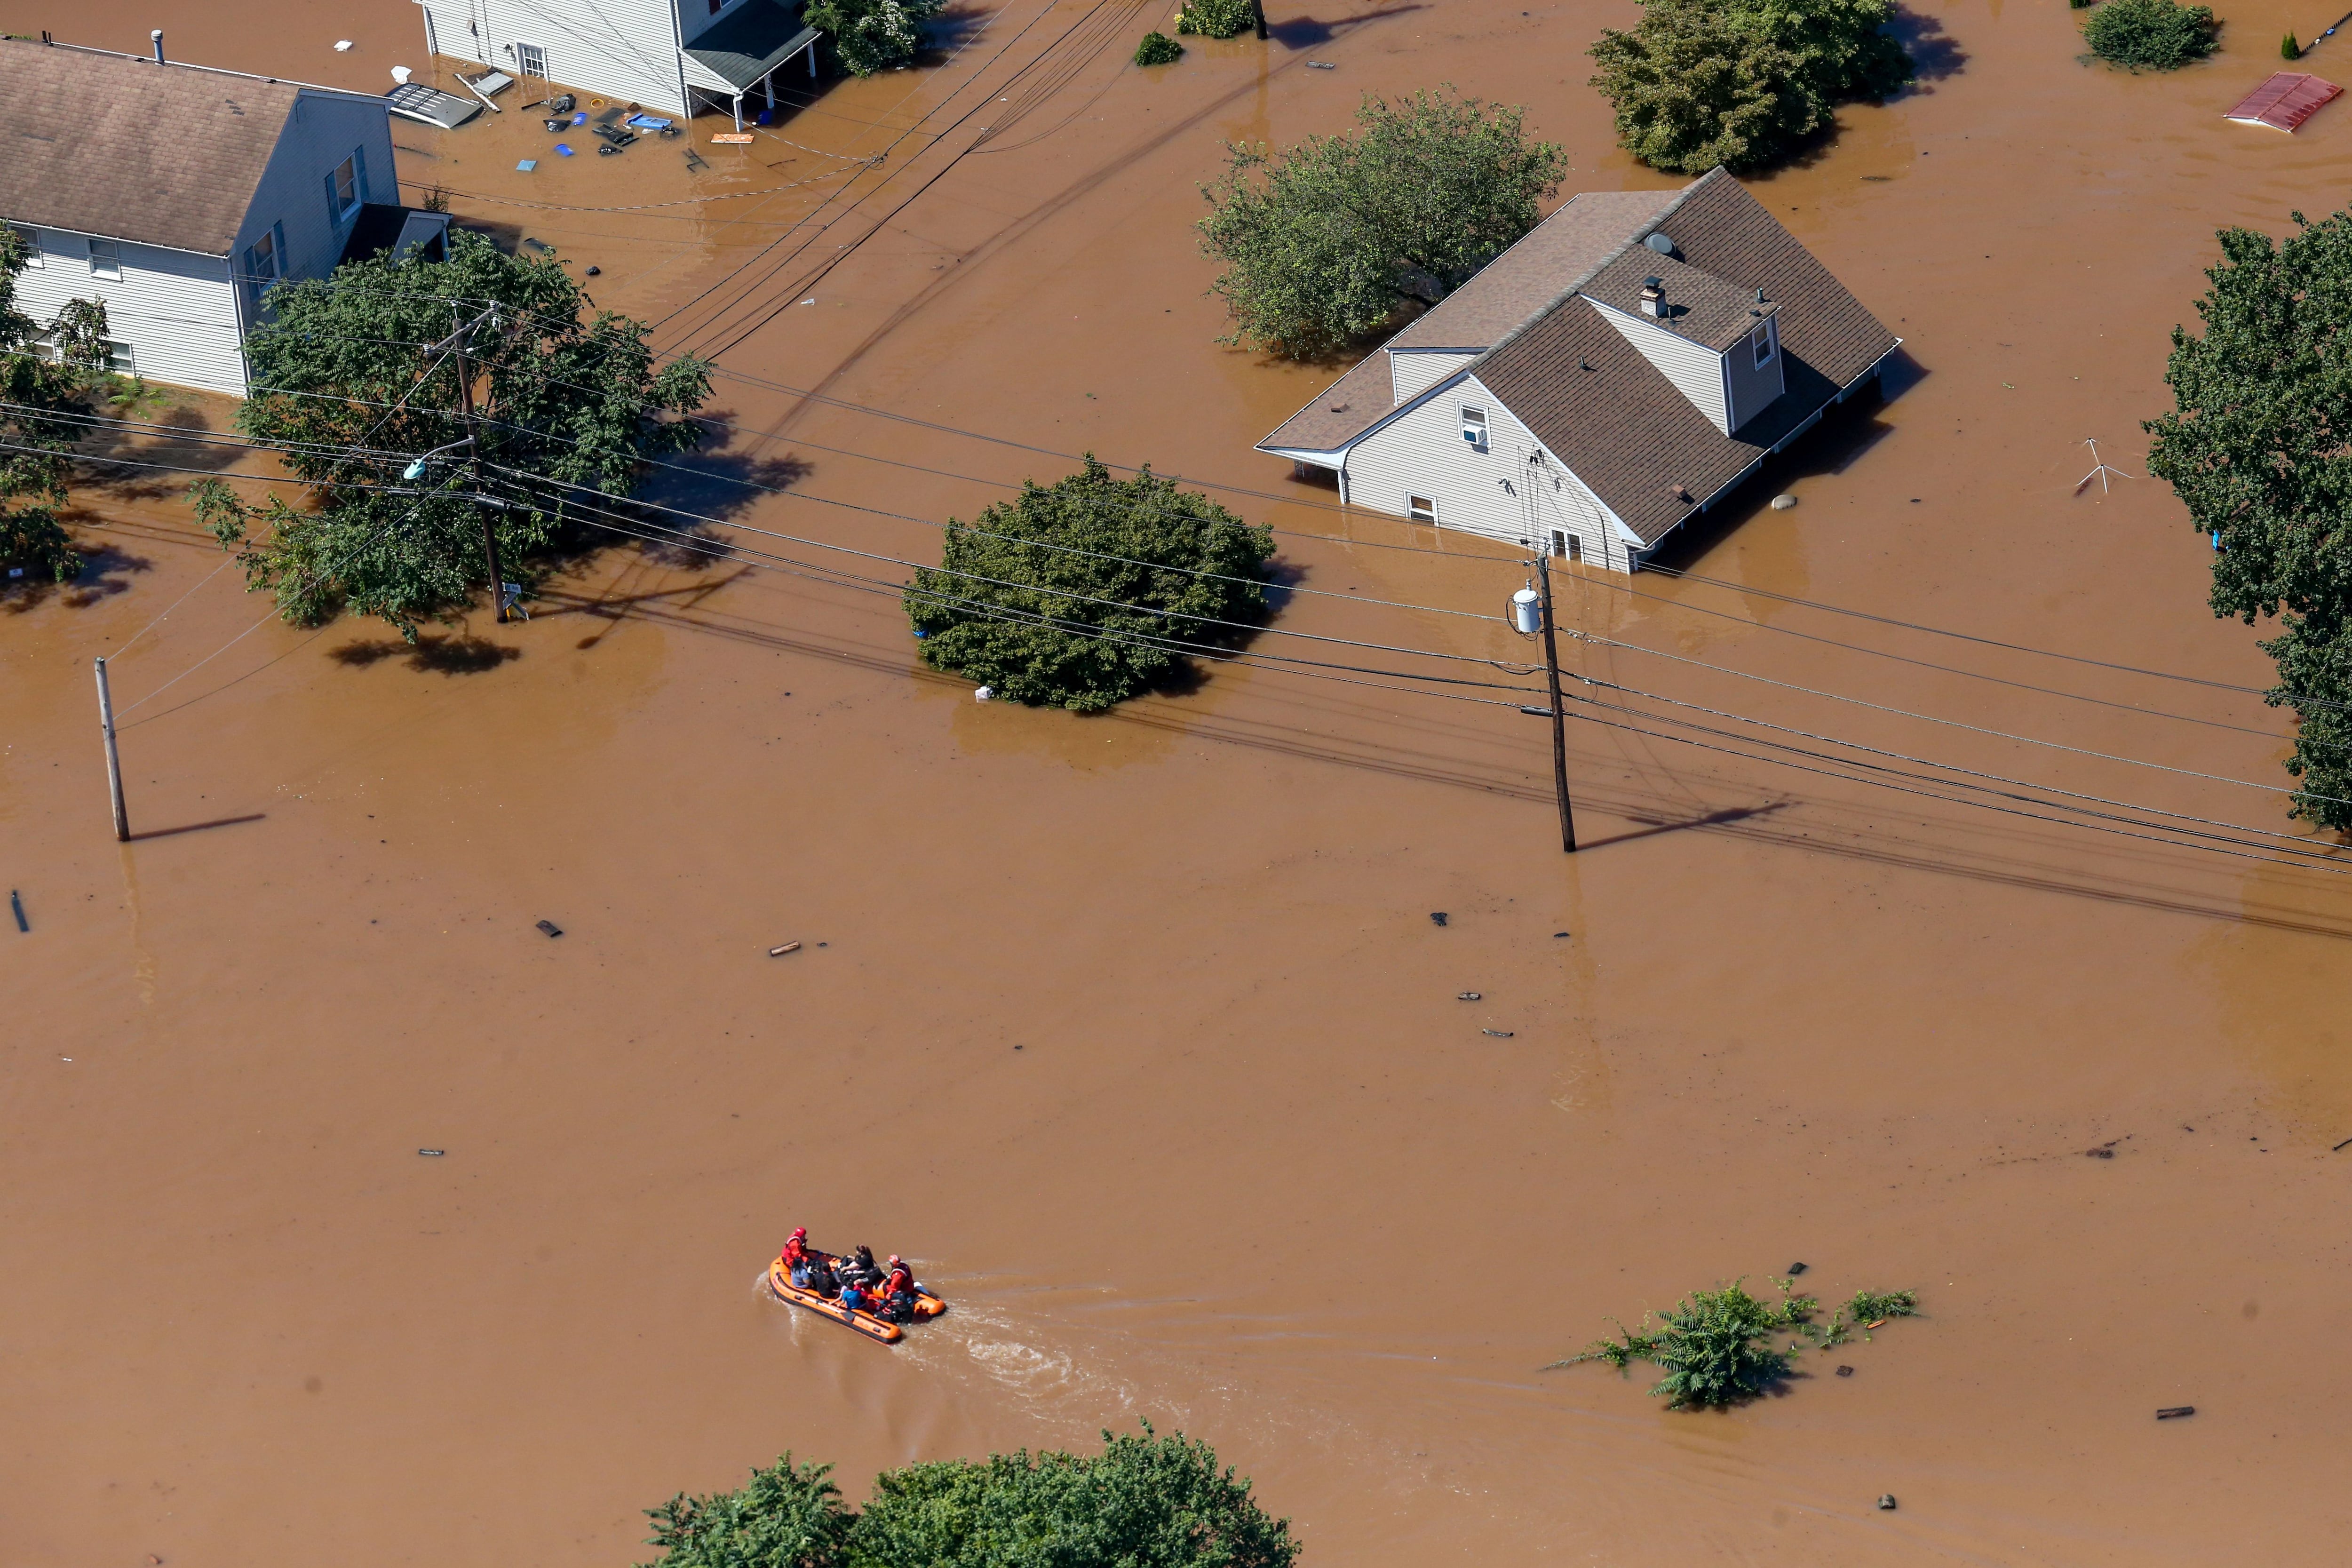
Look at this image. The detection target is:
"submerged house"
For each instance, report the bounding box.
[413,0,823,125]
[1256,169,1900,573]
[0,39,445,398]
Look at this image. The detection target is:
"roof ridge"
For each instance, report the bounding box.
[18,38,381,103]
[1461,174,1715,379]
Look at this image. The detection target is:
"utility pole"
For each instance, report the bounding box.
[95,656,128,842]
[1253,0,1269,38]
[449,310,508,624]
[1536,553,1577,853]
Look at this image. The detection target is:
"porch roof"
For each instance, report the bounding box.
[683,0,821,93]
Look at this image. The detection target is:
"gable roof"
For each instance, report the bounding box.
[0,41,299,256]
[1258,168,1899,549]
[1580,249,1774,354]
[1476,170,1897,545]
[1257,187,1679,455]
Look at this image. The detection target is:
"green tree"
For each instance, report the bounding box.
[849,1427,1298,1568]
[639,1454,851,1568]
[2145,209,2352,828]
[904,457,1275,711]
[0,229,112,583]
[2082,0,2218,70]
[1135,31,1185,65]
[191,231,710,637]
[1589,0,1914,175]
[805,0,945,76]
[1197,89,1565,357]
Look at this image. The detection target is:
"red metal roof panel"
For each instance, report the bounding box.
[2223,72,2342,133]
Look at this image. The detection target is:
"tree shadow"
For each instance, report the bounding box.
[1889,7,1967,88]
[71,402,244,502]
[1,541,155,613]
[329,634,523,674]
[1268,5,1427,50]
[923,2,993,54]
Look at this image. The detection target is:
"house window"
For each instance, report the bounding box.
[1565,533,1582,562]
[328,152,363,223]
[1407,495,1437,523]
[7,224,40,267]
[515,41,549,78]
[1460,406,1487,451]
[87,237,121,280]
[245,223,283,287]
[1751,321,1775,369]
[104,340,135,374]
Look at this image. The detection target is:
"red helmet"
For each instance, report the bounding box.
[888,1255,901,1266]
[790,1227,807,1240]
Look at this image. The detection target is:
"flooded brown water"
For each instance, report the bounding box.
[8,0,2352,1563]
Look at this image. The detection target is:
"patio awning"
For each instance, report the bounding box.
[2223,72,2342,133]
[682,0,821,94]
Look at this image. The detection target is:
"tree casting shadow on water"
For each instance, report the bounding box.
[330,634,523,675]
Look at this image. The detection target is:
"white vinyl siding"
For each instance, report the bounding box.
[1588,297,1731,434]
[1342,373,1633,573]
[1723,314,1785,433]
[1389,348,1478,405]
[6,231,246,394]
[234,91,398,315]
[418,0,691,115]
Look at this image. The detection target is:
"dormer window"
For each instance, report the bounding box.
[1751,320,1775,368]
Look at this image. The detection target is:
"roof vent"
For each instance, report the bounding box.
[1639,278,1665,318]
[1645,232,1676,257]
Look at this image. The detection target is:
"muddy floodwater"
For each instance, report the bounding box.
[7,0,2352,1562]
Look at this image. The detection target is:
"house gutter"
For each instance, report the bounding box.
[1627,338,1904,572]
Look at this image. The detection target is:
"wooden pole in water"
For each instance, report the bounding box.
[450,314,507,624]
[1537,555,1576,853]
[95,656,128,842]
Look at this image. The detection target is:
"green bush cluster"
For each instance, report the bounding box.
[1135,31,1185,65]
[641,1428,1298,1568]
[1587,0,1915,174]
[904,457,1275,711]
[1176,0,1258,38]
[1557,1279,1920,1407]
[1197,89,1565,356]
[805,0,946,76]
[2081,0,2218,70]
[2,234,119,584]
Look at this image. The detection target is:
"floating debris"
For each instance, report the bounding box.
[769,941,802,956]
[536,919,564,938]
[1457,991,1482,1001]
[1482,1028,1515,1038]
[2156,1405,2196,1419]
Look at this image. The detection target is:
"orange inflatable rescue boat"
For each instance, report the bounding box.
[766,1248,946,1344]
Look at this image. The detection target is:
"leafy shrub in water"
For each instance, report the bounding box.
[640,1427,1298,1568]
[2282,30,2300,59]
[1176,0,1258,38]
[1557,1278,1920,1406]
[904,457,1275,711]
[1589,0,1915,174]
[1198,88,1565,356]
[806,0,946,76]
[2082,0,2218,70]
[1135,31,1184,65]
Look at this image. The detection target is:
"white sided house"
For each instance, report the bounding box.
[1257,170,1901,573]
[413,0,821,125]
[0,39,447,398]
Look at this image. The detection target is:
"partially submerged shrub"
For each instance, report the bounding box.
[2082,0,2218,70]
[904,457,1275,711]
[1135,31,1184,65]
[1557,1278,1920,1406]
[1176,0,1257,37]
[806,0,946,76]
[2282,30,2300,59]
[1589,0,1915,174]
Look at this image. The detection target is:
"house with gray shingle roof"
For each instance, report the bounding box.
[0,39,444,397]
[1256,169,1900,573]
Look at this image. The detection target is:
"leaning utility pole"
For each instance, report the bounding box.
[448,310,509,624]
[1536,554,1577,853]
[95,656,128,842]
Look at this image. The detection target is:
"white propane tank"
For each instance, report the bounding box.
[1510,587,1542,635]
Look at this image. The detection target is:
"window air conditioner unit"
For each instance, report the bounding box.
[1461,407,1487,449]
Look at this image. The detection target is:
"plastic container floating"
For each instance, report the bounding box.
[554,143,574,156]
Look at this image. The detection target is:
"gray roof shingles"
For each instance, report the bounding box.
[1258,168,1899,549]
[0,42,296,257]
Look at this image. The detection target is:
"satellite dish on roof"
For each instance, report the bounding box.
[1645,232,1677,256]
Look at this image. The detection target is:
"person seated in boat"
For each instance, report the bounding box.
[881,1255,917,1322]
[780,1228,812,1289]
[840,1279,869,1319]
[844,1245,883,1288]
